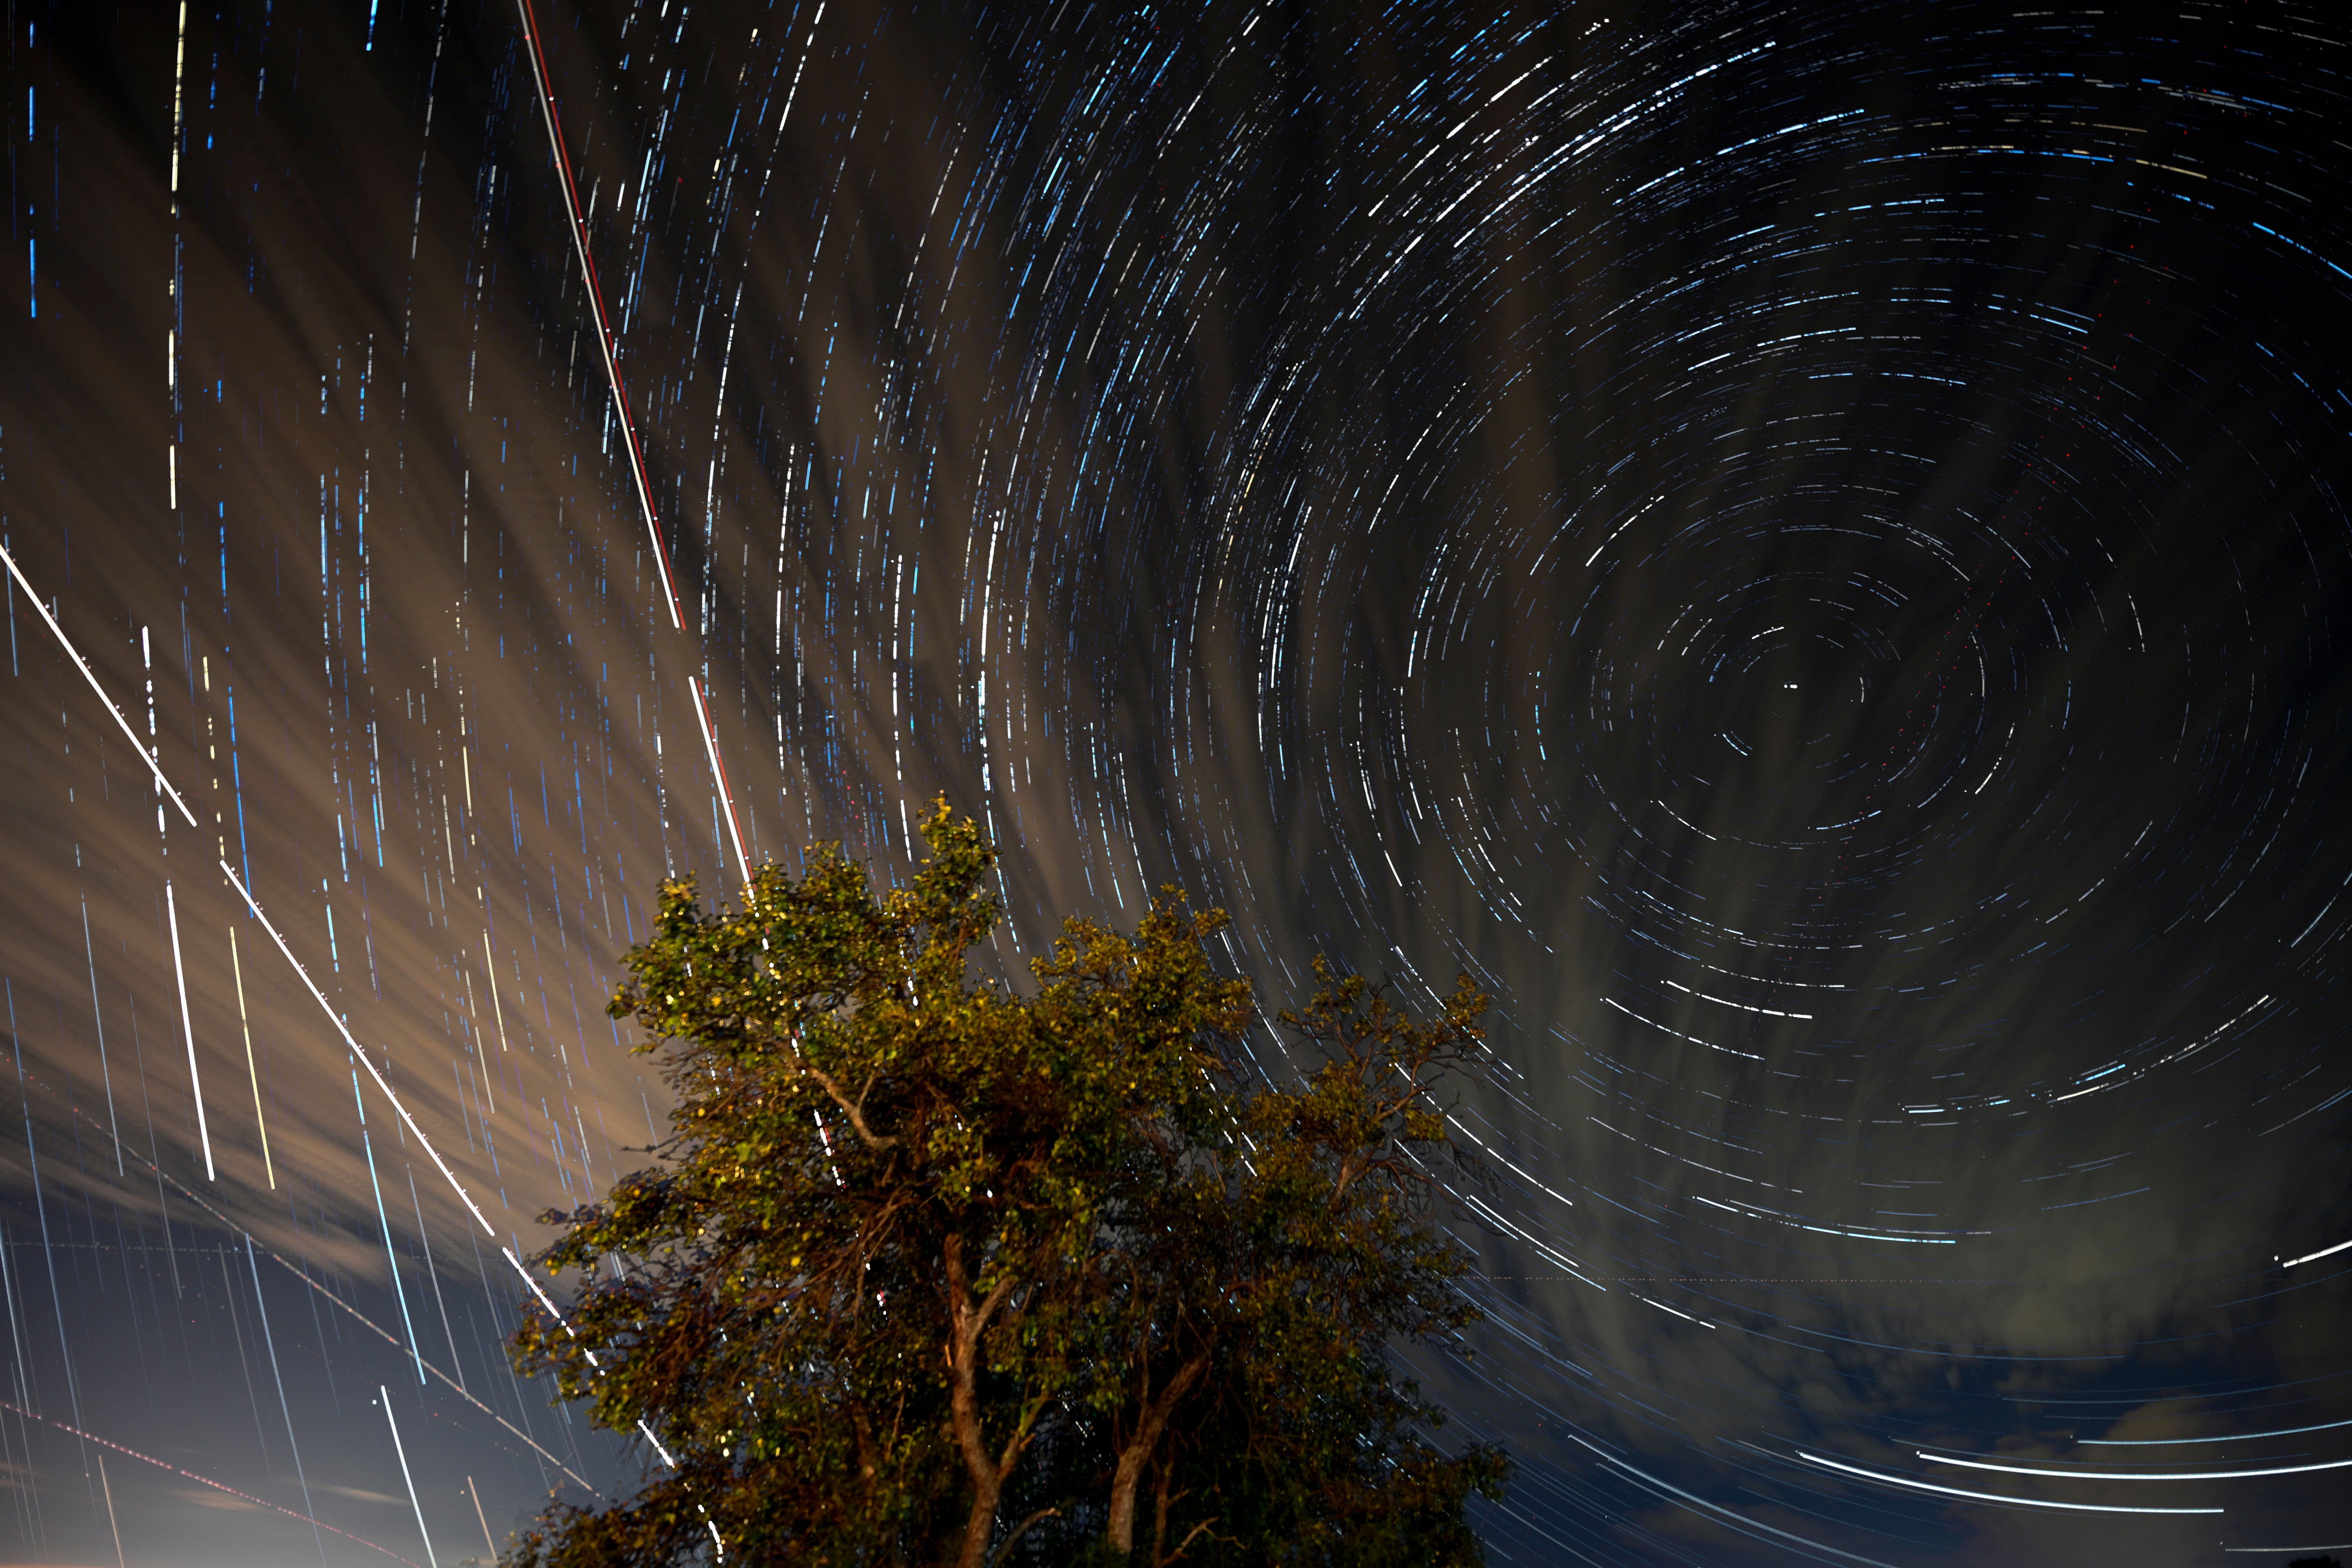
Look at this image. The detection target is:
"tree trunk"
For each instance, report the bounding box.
[1105,1349,1213,1554]
[950,1364,1001,1568]
[944,1235,1013,1568]
[1151,1456,1173,1567]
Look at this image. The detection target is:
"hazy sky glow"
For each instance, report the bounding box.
[1,1,2349,1564]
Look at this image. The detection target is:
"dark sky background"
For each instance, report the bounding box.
[0,0,2348,1563]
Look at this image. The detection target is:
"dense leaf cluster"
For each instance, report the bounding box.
[506,801,1506,1567]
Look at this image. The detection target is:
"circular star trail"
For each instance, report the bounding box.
[2,1,2349,1562]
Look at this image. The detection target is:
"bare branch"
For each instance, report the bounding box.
[988,1507,1061,1565]
[1161,1519,1217,1565]
[798,1062,899,1149]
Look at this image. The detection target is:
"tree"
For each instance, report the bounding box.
[506,801,1506,1567]
[1023,956,1508,1566]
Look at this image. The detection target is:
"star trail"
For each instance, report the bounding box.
[1,0,2349,1563]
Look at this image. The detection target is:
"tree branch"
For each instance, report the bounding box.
[1160,1519,1216,1565]
[987,1506,1061,1565]
[799,1062,898,1148]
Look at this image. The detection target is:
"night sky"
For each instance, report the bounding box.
[1,0,2349,1563]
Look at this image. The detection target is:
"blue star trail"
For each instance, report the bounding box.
[0,1,2348,1562]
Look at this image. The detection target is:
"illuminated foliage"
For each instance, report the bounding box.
[507,800,1505,1567]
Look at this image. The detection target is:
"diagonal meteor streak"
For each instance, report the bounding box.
[219,859,498,1237]
[0,537,197,827]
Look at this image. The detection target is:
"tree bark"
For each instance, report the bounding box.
[944,1234,1019,1568]
[1105,1349,1213,1554]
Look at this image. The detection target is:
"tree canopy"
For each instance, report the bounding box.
[507,801,1507,1567]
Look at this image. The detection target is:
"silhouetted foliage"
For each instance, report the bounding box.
[504,800,1507,1567]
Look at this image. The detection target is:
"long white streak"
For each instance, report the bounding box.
[165,881,215,1180]
[357,1096,428,1388]
[0,539,197,826]
[690,675,752,885]
[168,3,186,190]
[2281,1234,2352,1269]
[1796,1451,2223,1514]
[230,926,275,1188]
[82,900,124,1174]
[405,1167,462,1393]
[501,1245,694,1511]
[468,1478,497,1564]
[1921,1450,2352,1482]
[2086,1415,2352,1446]
[381,1389,440,1568]
[503,1245,596,1360]
[99,1452,124,1568]
[507,1233,710,1503]
[480,931,512,1056]
[221,860,496,1237]
[1568,1436,1904,1568]
[620,1410,719,1559]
